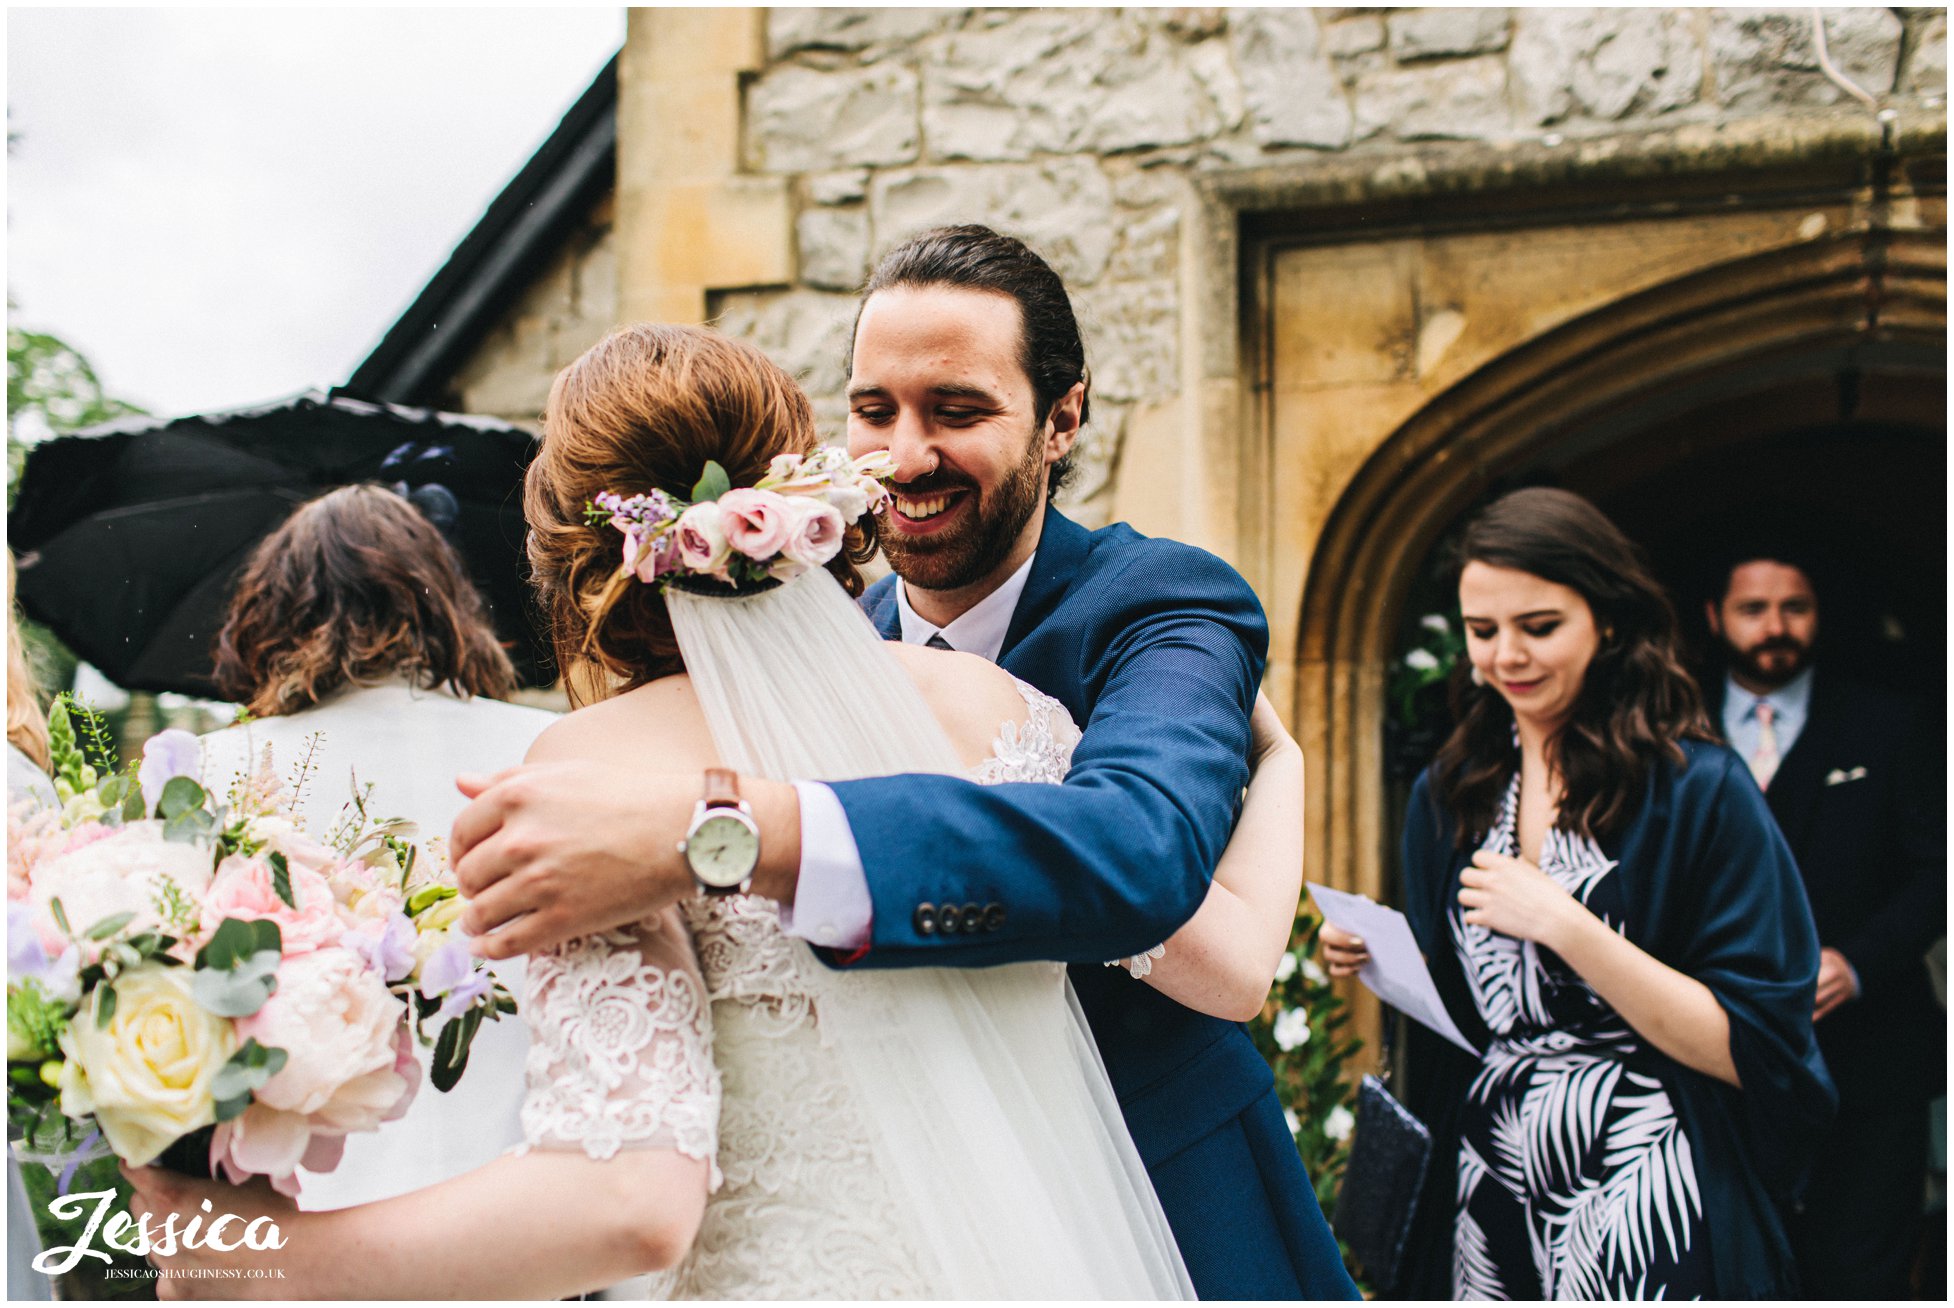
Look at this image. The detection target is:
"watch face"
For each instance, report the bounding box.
[688,811,759,888]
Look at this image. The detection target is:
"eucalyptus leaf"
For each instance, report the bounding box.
[214,1092,251,1123]
[690,460,731,503]
[191,970,272,1018]
[95,985,117,1029]
[157,776,206,820]
[48,898,71,938]
[121,784,146,823]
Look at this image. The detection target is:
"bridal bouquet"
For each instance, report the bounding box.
[7,697,511,1197]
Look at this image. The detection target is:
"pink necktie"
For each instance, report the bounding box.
[1750,700,1781,790]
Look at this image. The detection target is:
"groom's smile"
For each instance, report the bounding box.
[846,284,1079,622]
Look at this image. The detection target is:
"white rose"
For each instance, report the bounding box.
[1302,956,1328,985]
[1273,952,1299,983]
[1272,1007,1312,1052]
[1421,614,1451,636]
[30,822,213,944]
[1402,648,1440,672]
[1325,1104,1356,1143]
[1283,1107,1302,1136]
[58,964,238,1166]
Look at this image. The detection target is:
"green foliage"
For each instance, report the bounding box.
[1390,612,1465,729]
[690,459,731,503]
[7,321,145,504]
[211,1037,288,1121]
[1249,904,1367,1287]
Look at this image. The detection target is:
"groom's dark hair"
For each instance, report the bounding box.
[854,225,1089,497]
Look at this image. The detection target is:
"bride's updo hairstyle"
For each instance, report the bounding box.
[525,323,877,703]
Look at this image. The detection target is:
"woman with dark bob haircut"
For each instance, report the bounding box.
[1322,487,1834,1299]
[199,483,557,1215]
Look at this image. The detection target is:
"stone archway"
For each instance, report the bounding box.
[1294,228,1945,922]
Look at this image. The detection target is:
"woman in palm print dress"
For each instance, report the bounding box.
[1324,488,1834,1300]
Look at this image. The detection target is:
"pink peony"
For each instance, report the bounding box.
[210,1024,416,1196]
[715,488,795,562]
[27,822,213,956]
[673,503,732,580]
[201,852,346,956]
[779,496,846,570]
[237,948,412,1127]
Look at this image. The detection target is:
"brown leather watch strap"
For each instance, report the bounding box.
[702,767,741,808]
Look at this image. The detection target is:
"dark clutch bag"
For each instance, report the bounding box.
[1332,1073,1434,1294]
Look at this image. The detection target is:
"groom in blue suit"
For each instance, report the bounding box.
[457,226,1355,1299]
[803,226,1352,1299]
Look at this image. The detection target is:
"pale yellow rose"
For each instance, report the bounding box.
[58,965,238,1166]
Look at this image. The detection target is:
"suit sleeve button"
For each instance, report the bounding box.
[913,903,937,936]
[938,904,960,935]
[982,903,1005,932]
[958,902,982,932]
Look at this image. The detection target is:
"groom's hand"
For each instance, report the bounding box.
[450,762,802,958]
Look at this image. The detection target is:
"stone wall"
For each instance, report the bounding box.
[448,195,618,423]
[712,6,1945,523]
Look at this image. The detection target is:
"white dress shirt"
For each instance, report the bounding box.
[782,557,1038,951]
[1721,666,1814,762]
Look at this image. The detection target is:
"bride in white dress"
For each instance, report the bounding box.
[127,325,1306,1300]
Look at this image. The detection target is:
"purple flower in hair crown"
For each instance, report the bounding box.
[584,448,895,590]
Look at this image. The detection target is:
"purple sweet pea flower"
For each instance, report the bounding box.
[138,728,202,813]
[420,938,493,1020]
[9,902,79,997]
[343,914,418,984]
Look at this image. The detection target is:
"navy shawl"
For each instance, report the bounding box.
[1393,740,1836,1299]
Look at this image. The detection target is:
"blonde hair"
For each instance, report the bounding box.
[7,552,50,771]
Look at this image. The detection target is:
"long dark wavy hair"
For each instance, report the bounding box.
[1431,487,1717,848]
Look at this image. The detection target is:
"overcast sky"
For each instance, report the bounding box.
[8,7,625,420]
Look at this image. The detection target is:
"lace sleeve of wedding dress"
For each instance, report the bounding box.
[516,907,723,1191]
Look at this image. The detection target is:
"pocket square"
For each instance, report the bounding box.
[1824,766,1868,786]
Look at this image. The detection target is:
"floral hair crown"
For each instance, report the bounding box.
[584,447,896,590]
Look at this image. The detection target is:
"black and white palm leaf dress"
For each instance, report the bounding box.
[1448,775,1711,1300]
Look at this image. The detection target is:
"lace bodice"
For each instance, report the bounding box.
[516,678,1093,1298]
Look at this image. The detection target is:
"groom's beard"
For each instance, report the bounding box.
[880,425,1047,594]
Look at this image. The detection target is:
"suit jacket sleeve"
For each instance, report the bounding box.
[826,544,1266,968]
[1836,712,1947,1000]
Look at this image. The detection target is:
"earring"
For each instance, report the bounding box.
[1470,665,1486,687]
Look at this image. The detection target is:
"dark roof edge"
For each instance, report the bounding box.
[344,52,619,407]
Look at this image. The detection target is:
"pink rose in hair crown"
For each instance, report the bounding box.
[674,502,733,581]
[716,488,795,562]
[778,497,845,574]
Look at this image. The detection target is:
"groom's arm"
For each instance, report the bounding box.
[452,544,1263,965]
[825,542,1265,968]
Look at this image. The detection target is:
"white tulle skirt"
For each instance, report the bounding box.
[663,569,1191,1299]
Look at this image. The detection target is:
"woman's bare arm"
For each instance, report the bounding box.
[1129,694,1305,1021]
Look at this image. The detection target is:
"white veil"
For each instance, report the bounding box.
[666,567,1192,1300]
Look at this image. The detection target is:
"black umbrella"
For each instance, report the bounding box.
[9,389,552,696]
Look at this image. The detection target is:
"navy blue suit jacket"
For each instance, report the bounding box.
[834,506,1357,1299]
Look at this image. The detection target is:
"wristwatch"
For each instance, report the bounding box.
[678,767,760,896]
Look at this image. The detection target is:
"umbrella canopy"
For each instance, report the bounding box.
[9,389,553,696]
